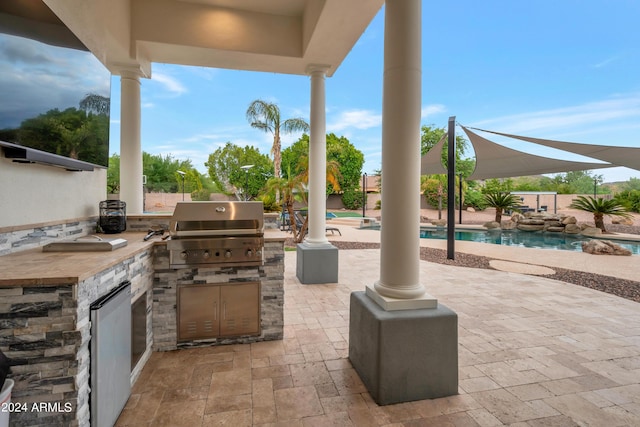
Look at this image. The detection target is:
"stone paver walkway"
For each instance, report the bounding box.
[117,248,640,426]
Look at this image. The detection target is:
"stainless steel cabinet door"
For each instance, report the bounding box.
[178,285,220,341]
[220,283,260,337]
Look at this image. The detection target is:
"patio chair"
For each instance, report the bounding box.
[294,211,341,236]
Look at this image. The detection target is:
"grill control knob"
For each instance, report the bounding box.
[246,249,253,257]
[203,250,211,259]
[180,251,188,260]
[224,250,232,258]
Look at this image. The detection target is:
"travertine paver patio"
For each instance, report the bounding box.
[117,248,640,426]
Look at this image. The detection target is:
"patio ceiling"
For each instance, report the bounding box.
[44,0,384,77]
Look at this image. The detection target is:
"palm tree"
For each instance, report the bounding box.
[270,156,341,243]
[483,192,521,224]
[569,196,632,232]
[265,166,308,243]
[246,100,309,201]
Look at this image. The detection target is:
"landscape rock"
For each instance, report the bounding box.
[564,224,581,234]
[546,226,565,232]
[517,223,545,232]
[519,219,545,225]
[466,207,476,213]
[511,213,524,222]
[501,221,517,230]
[562,216,577,225]
[483,221,501,229]
[582,239,632,256]
[612,217,634,226]
[431,219,447,227]
[581,227,603,237]
[543,220,563,229]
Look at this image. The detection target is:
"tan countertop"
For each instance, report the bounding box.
[0,230,287,288]
[0,233,155,287]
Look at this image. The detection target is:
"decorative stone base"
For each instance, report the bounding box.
[296,242,338,284]
[349,291,458,405]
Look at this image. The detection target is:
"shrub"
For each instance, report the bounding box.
[341,187,363,210]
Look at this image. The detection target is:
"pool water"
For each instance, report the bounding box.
[420,228,640,255]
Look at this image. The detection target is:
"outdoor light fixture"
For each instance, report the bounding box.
[240,164,254,201]
[177,170,186,201]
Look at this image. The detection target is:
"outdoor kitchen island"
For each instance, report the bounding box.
[0,225,285,427]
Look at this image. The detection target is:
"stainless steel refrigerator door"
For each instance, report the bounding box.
[90,281,131,427]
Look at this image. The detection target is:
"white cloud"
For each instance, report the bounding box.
[151,72,187,96]
[328,109,382,132]
[471,93,640,136]
[592,56,618,68]
[421,104,446,118]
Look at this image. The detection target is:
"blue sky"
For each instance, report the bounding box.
[109,0,640,183]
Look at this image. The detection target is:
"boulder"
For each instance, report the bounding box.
[466,207,476,213]
[582,239,632,256]
[581,227,602,237]
[517,223,545,232]
[483,221,501,229]
[612,217,634,226]
[564,223,581,234]
[511,213,524,222]
[543,220,563,228]
[562,216,577,225]
[431,219,447,227]
[519,219,545,226]
[501,220,517,230]
[546,226,565,232]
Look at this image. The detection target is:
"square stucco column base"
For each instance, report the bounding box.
[349,291,458,405]
[296,243,338,284]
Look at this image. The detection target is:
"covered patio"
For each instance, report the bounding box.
[117,233,640,426]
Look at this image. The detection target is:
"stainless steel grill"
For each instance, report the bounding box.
[167,201,264,268]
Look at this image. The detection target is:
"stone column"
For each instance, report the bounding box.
[296,65,338,284]
[306,66,330,245]
[119,70,143,214]
[369,0,434,308]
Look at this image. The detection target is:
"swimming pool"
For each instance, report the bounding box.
[420,228,640,255]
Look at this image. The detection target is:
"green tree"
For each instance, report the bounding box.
[107,153,120,193]
[143,152,194,192]
[106,152,199,194]
[17,106,109,166]
[483,192,521,223]
[569,196,632,232]
[265,166,308,243]
[283,133,364,207]
[205,142,272,199]
[482,178,514,194]
[619,177,640,192]
[613,190,640,213]
[420,124,473,176]
[79,93,110,115]
[246,100,309,193]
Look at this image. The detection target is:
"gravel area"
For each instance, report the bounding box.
[285,224,640,303]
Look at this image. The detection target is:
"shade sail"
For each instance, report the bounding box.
[468,127,640,172]
[420,133,449,175]
[461,126,614,180]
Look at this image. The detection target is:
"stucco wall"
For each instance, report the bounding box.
[0,157,107,229]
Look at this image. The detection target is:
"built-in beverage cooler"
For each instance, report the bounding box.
[90,281,131,427]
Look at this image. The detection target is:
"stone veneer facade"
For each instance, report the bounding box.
[0,248,155,427]
[152,240,285,351]
[0,218,98,256]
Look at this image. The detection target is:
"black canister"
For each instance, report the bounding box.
[99,200,127,233]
